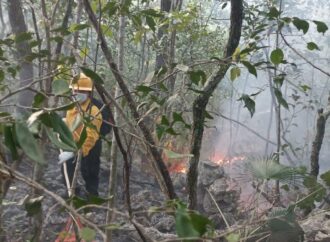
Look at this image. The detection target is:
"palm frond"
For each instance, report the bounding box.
[244,156,306,183]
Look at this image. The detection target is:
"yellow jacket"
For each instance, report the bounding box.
[65,99,102,157]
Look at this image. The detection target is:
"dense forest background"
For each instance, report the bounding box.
[0,0,329,241]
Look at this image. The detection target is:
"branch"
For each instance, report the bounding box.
[280,33,330,78]
[218,113,277,145]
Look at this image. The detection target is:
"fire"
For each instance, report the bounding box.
[209,153,245,165]
[166,152,245,174]
[168,162,187,174]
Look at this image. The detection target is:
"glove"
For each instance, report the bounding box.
[58,151,74,164]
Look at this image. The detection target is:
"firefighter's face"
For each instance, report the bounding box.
[72,90,90,104]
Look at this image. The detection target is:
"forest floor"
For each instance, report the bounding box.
[2,144,177,242]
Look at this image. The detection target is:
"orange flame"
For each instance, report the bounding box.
[209,153,245,165]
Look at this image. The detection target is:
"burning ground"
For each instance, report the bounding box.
[2,145,330,241]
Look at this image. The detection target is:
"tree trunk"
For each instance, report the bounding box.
[310,95,330,178]
[155,0,171,71]
[187,0,243,210]
[106,4,126,241]
[8,0,34,116]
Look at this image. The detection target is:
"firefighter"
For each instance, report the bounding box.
[58,73,102,197]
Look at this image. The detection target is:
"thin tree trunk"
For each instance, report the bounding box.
[83,0,176,200]
[8,0,34,116]
[187,0,243,210]
[310,96,330,178]
[40,0,52,93]
[155,0,171,71]
[106,3,126,241]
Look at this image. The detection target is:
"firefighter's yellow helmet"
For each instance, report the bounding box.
[69,73,93,91]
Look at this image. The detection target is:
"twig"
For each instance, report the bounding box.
[206,188,230,229]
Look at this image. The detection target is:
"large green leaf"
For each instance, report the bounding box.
[230,67,241,81]
[24,196,43,217]
[270,48,284,65]
[52,79,70,95]
[4,126,18,160]
[292,18,309,34]
[313,20,328,34]
[238,94,255,117]
[188,70,207,85]
[79,228,96,242]
[45,128,76,152]
[267,7,280,19]
[163,149,193,159]
[175,206,200,238]
[80,67,104,85]
[274,88,289,109]
[41,112,77,150]
[307,42,320,51]
[175,202,212,238]
[15,122,45,164]
[241,61,257,77]
[145,16,156,32]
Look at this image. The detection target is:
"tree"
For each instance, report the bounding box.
[8,0,34,116]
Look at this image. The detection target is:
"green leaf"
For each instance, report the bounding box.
[15,32,33,43]
[76,126,87,149]
[79,228,96,242]
[238,94,255,117]
[156,125,166,140]
[300,84,311,92]
[15,122,45,164]
[175,206,200,238]
[226,233,240,242]
[52,79,70,95]
[141,9,163,17]
[4,126,18,160]
[292,18,309,34]
[190,212,213,236]
[313,20,328,34]
[103,1,118,17]
[274,74,285,87]
[136,85,154,96]
[166,127,179,136]
[0,69,4,82]
[41,112,77,150]
[69,23,90,32]
[145,16,156,32]
[270,48,284,65]
[161,116,170,126]
[80,67,104,85]
[307,42,320,51]
[320,171,330,187]
[188,70,207,85]
[45,128,76,152]
[32,93,45,108]
[230,67,241,81]
[24,196,43,217]
[163,149,193,159]
[172,112,185,124]
[267,7,280,19]
[274,88,289,109]
[241,61,257,77]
